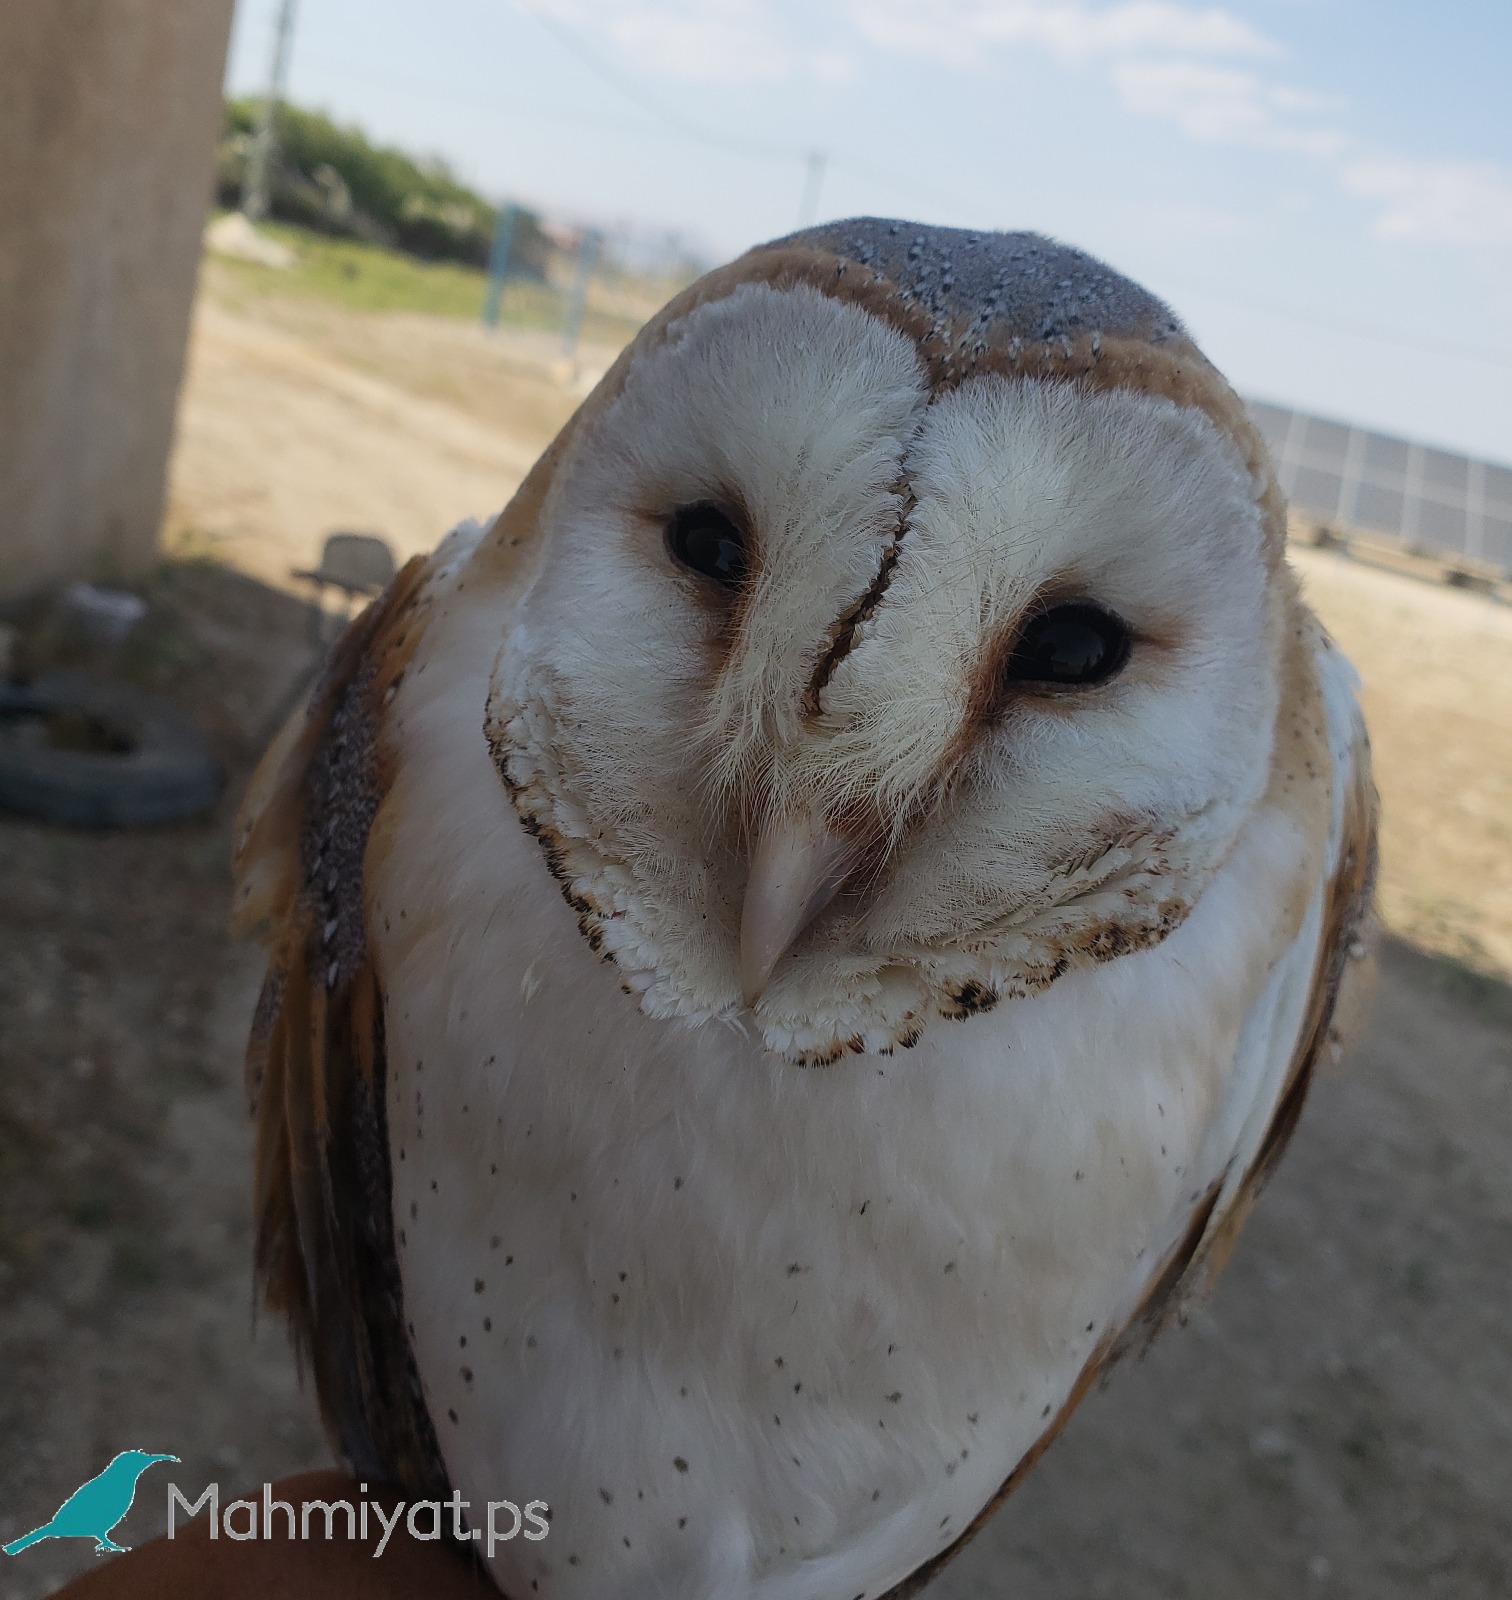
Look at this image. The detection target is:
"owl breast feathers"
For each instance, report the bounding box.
[234,219,1375,1600]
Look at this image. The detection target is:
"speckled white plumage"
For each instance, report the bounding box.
[373,463,1350,1599]
[237,221,1374,1600]
[379,572,1351,1600]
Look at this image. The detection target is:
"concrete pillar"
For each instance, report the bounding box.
[0,0,236,599]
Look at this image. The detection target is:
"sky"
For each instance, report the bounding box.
[224,0,1512,463]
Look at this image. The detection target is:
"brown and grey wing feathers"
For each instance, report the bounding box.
[233,553,451,1496]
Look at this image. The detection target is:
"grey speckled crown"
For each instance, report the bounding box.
[774,218,1186,351]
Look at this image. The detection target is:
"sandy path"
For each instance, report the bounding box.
[1290,547,1512,976]
[163,300,549,588]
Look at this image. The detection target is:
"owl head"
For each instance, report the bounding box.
[484,220,1293,1062]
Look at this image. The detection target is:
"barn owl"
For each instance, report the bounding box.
[234,220,1375,1600]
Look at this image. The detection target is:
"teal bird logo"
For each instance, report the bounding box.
[3,1451,179,1556]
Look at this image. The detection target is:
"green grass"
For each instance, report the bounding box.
[209,216,648,346]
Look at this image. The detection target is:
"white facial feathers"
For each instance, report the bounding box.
[539,281,931,797]
[847,378,1280,947]
[487,281,1284,1058]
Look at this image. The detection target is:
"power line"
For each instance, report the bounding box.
[507,1,990,225]
[238,7,1512,374]
[282,52,791,167]
[511,0,833,227]
[511,0,804,164]
[287,34,985,226]
[500,4,1512,371]
[1159,271,1512,376]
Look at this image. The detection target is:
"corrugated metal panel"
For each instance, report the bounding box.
[1246,400,1512,574]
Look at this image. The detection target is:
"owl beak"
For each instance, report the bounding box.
[740,810,856,1007]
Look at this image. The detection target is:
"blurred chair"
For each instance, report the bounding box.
[292,532,396,645]
[263,532,397,742]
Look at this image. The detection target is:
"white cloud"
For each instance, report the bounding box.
[543,0,1512,256]
[1341,157,1512,248]
[599,0,794,82]
[851,1,1512,256]
[1108,59,1512,251]
[1111,60,1344,156]
[549,0,1277,83]
[543,0,849,85]
[850,0,1278,68]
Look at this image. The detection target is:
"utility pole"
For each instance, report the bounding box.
[482,203,518,328]
[796,149,826,229]
[241,0,298,220]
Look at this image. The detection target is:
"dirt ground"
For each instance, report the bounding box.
[160,259,601,589]
[2,275,1510,1598]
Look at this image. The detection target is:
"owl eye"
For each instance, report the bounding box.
[666,503,747,590]
[1005,604,1131,687]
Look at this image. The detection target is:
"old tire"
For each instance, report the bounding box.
[0,672,222,828]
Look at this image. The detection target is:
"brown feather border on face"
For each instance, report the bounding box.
[487,656,1212,1066]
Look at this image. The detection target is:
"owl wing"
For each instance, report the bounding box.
[232,530,479,1496]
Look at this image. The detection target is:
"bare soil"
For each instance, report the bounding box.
[0,567,331,1600]
[1287,546,1512,977]
[2,285,1508,1599]
[161,261,614,590]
